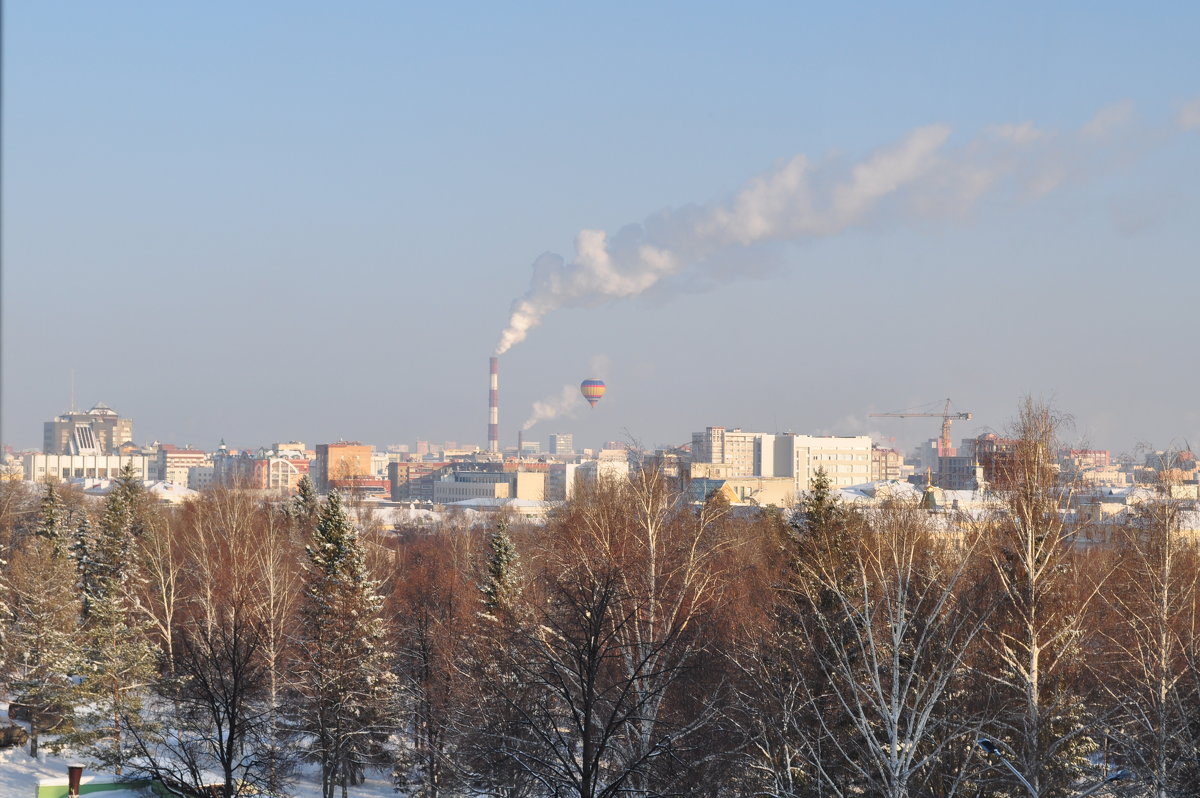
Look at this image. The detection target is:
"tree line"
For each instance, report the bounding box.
[1,399,1199,798]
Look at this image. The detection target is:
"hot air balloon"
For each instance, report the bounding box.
[580,379,606,407]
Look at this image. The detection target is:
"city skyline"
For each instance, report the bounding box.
[4,3,1199,455]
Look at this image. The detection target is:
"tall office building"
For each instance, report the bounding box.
[549,433,574,455]
[44,402,134,455]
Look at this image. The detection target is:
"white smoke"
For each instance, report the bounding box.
[1179,98,1200,131]
[589,353,611,379]
[495,106,1147,355]
[522,384,583,431]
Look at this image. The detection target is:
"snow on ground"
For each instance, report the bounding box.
[286,767,398,798]
[0,745,147,797]
[0,746,398,798]
[1,700,397,797]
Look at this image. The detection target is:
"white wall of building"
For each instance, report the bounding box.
[24,454,150,483]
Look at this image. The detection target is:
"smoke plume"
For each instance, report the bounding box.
[495,106,1141,354]
[522,384,583,431]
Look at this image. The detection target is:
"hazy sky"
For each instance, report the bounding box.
[5,2,1199,457]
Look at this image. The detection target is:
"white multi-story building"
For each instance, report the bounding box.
[690,427,873,496]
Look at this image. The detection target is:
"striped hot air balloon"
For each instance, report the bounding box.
[580,379,606,407]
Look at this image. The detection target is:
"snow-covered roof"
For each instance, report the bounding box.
[144,481,198,502]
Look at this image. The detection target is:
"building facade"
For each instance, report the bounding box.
[314,442,372,492]
[690,427,874,496]
[24,453,150,483]
[44,402,134,455]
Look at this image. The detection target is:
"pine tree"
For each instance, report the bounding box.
[479,518,520,613]
[294,490,394,798]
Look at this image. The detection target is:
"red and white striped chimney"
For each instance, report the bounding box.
[488,357,499,453]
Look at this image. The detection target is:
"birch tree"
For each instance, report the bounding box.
[1101,498,1200,796]
[792,499,991,798]
[977,398,1100,798]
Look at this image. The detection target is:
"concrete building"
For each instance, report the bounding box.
[688,476,795,506]
[549,433,574,455]
[187,465,215,491]
[212,442,313,493]
[157,445,210,486]
[44,402,134,455]
[431,468,546,504]
[691,427,761,475]
[314,442,372,492]
[690,426,874,494]
[577,449,632,485]
[546,462,579,501]
[24,453,150,483]
[870,446,910,483]
[388,461,452,501]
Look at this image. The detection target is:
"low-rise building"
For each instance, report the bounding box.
[23,453,150,483]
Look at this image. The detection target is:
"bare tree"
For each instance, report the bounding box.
[390,526,478,798]
[1100,498,1200,796]
[791,498,992,798]
[977,398,1102,798]
[126,602,275,798]
[471,471,732,797]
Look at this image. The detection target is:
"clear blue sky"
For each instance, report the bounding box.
[5,2,1199,456]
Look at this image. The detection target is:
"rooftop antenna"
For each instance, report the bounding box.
[70,370,76,413]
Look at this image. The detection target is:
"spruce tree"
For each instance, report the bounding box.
[293,474,320,524]
[6,534,81,757]
[35,481,66,555]
[784,467,867,794]
[479,518,520,613]
[294,490,393,798]
[66,472,156,774]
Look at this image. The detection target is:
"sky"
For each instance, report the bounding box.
[4,2,1199,457]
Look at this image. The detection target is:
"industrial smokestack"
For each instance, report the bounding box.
[517,430,523,459]
[488,357,499,453]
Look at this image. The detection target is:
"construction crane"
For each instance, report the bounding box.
[870,399,973,454]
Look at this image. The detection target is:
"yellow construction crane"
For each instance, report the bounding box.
[870,398,973,454]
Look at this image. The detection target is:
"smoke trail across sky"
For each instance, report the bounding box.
[521,384,582,431]
[494,105,1147,355]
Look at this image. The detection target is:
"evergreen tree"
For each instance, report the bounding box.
[70,511,101,619]
[110,462,152,540]
[479,518,520,613]
[34,481,66,555]
[294,490,394,798]
[780,467,868,795]
[292,474,321,524]
[5,535,81,757]
[64,471,157,774]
